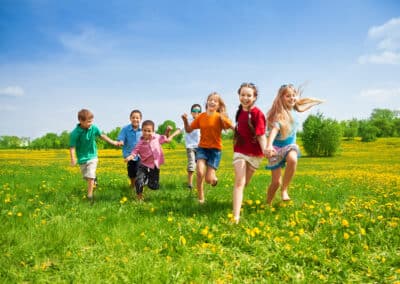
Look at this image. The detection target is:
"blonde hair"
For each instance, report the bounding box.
[267,84,323,138]
[206,92,230,129]
[206,92,228,115]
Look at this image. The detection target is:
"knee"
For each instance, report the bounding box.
[271,179,281,189]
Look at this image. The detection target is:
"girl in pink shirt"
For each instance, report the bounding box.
[125,120,180,200]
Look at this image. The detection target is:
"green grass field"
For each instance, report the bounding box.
[1,138,399,283]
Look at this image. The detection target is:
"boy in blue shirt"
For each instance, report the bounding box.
[117,109,143,189]
[69,109,122,203]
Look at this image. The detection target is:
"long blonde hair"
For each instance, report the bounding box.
[206,92,230,128]
[266,84,323,138]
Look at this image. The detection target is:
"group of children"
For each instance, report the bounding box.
[69,83,322,222]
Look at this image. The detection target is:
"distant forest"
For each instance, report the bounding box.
[1,108,399,149]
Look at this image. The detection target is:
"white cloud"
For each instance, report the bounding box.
[59,26,116,55]
[0,86,25,97]
[359,17,400,65]
[360,88,400,102]
[358,51,400,64]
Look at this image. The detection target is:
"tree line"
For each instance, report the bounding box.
[1,108,399,154]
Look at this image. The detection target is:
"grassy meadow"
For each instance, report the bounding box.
[1,138,399,283]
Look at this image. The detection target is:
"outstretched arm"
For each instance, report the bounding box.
[100,134,123,147]
[166,128,182,142]
[181,114,193,133]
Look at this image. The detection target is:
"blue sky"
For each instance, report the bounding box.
[0,0,399,139]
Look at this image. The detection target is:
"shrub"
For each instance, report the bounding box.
[302,113,342,156]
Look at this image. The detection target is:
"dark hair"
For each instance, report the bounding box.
[130,109,142,119]
[141,120,155,131]
[191,104,202,112]
[234,83,258,145]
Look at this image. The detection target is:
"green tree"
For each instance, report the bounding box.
[341,119,359,140]
[0,136,23,149]
[358,120,379,142]
[370,108,396,137]
[302,113,342,157]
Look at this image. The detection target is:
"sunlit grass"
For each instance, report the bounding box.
[0,138,399,283]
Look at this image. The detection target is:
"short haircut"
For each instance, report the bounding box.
[78,109,94,121]
[141,120,155,131]
[130,109,142,119]
[191,104,202,112]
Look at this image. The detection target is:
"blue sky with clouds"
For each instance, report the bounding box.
[0,0,399,138]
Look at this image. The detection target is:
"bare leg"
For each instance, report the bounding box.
[233,160,256,223]
[281,150,297,201]
[188,171,194,188]
[205,167,217,185]
[266,168,281,205]
[196,159,207,203]
[87,178,95,203]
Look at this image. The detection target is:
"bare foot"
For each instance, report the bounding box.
[281,190,291,201]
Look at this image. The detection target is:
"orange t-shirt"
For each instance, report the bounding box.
[190,112,233,150]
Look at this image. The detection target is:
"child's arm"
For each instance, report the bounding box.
[69,147,77,166]
[265,127,279,158]
[181,114,193,133]
[257,135,267,156]
[100,134,123,147]
[124,153,137,162]
[165,128,181,142]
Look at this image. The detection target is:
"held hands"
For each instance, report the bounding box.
[114,140,124,147]
[264,147,277,159]
[124,154,136,163]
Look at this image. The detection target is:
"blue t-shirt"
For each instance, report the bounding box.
[69,124,102,164]
[118,124,142,158]
[272,111,299,147]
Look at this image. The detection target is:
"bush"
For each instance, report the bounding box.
[358,120,379,142]
[302,113,342,157]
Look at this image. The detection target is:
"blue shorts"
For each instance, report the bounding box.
[196,147,221,170]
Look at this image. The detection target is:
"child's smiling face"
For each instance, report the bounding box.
[142,124,154,140]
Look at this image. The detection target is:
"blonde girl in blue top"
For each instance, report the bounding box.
[265,84,323,205]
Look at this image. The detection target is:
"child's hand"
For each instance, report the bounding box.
[70,159,77,166]
[116,141,124,147]
[181,113,188,120]
[166,125,173,131]
[124,155,134,162]
[264,147,277,158]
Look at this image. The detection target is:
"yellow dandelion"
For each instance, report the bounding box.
[7,211,12,216]
[17,212,22,217]
[119,196,128,204]
[341,219,349,227]
[200,227,209,236]
[179,235,187,246]
[167,216,173,222]
[343,232,350,240]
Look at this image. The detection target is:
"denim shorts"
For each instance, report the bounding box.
[196,147,222,170]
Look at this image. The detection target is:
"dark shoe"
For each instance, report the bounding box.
[187,185,193,190]
[94,177,98,188]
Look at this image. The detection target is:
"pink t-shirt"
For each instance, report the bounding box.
[131,134,169,169]
[233,106,266,156]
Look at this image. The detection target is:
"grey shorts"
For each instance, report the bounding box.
[186,148,197,172]
[79,158,98,179]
